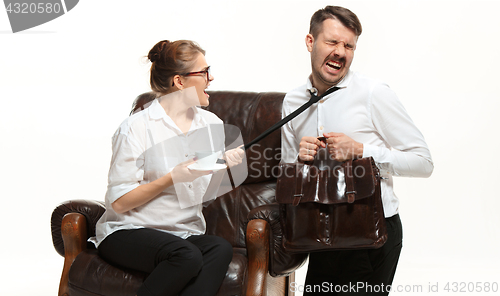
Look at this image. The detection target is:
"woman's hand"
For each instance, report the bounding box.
[224,146,245,168]
[170,158,212,183]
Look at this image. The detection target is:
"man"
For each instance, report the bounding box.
[281,6,433,295]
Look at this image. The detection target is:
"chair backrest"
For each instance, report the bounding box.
[202,91,285,248]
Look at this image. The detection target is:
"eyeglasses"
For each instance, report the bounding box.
[181,66,211,82]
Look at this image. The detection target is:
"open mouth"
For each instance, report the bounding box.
[326,60,342,71]
[204,90,209,98]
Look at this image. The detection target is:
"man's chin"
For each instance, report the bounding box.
[326,69,348,84]
[317,74,344,88]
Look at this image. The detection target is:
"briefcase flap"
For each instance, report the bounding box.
[276,157,378,205]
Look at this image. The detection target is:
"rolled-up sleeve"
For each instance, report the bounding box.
[106,127,145,204]
[364,83,434,178]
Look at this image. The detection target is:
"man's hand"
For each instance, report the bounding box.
[323,132,363,162]
[298,136,326,162]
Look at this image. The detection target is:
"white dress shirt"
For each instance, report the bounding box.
[90,99,224,247]
[281,70,433,217]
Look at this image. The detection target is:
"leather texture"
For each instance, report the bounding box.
[248,203,308,277]
[51,91,306,296]
[276,151,388,253]
[51,199,106,257]
[66,249,247,296]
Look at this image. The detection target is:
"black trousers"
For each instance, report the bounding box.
[304,214,403,295]
[98,228,233,296]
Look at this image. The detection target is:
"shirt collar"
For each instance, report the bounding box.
[148,99,165,120]
[148,99,207,131]
[306,69,353,96]
[191,107,206,127]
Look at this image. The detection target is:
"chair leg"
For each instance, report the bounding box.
[59,213,88,296]
[246,218,270,296]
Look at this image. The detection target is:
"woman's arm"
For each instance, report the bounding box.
[112,158,211,214]
[112,172,174,214]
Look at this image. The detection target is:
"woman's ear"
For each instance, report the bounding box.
[172,75,184,90]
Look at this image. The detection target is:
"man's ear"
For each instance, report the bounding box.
[172,75,184,89]
[305,34,314,53]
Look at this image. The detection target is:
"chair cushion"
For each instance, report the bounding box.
[67,248,247,296]
[68,249,145,296]
[214,248,248,296]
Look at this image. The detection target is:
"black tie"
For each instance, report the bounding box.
[243,86,341,150]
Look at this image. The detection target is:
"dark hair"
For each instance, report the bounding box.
[147,40,206,96]
[309,6,362,38]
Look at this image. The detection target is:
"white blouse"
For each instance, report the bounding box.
[90,99,225,247]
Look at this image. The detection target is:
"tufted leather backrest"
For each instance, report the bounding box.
[204,91,284,184]
[202,91,285,248]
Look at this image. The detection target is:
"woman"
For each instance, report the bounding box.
[90,40,244,296]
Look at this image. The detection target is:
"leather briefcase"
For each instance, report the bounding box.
[276,153,388,253]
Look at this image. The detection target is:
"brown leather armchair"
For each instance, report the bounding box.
[51,91,308,296]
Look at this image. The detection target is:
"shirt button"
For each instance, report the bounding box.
[319,126,324,130]
[188,184,192,188]
[320,100,325,104]
[185,154,188,157]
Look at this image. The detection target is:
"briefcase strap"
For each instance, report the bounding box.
[293,164,304,206]
[344,160,356,204]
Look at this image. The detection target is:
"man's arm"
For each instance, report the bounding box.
[363,83,433,177]
[322,83,433,177]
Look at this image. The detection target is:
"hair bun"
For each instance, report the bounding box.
[148,40,170,63]
[149,52,160,63]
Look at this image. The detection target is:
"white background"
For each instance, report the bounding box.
[1,1,499,295]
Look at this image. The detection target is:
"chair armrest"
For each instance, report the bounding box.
[246,219,270,296]
[51,199,106,256]
[51,200,106,296]
[248,203,308,277]
[59,213,87,296]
